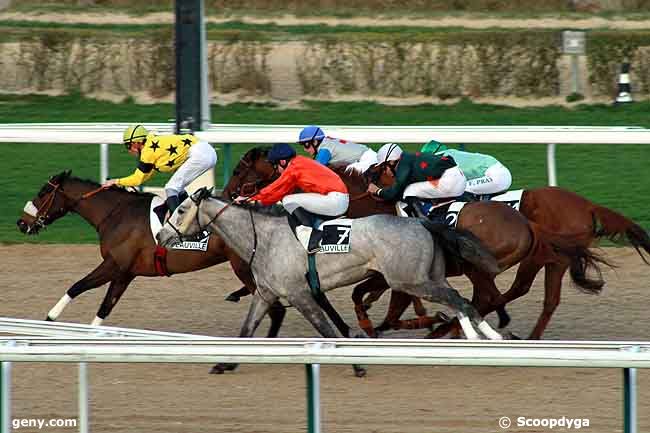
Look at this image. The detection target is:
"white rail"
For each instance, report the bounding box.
[2,123,650,187]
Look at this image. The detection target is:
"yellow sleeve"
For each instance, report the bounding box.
[116,169,155,187]
[116,159,157,187]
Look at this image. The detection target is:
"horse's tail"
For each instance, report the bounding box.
[527,222,613,295]
[592,205,650,265]
[420,219,500,275]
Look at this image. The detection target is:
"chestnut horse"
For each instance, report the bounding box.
[222,147,607,339]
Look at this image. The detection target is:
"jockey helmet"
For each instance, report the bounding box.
[123,124,149,148]
[268,143,296,163]
[422,139,448,154]
[298,125,325,144]
[377,143,403,164]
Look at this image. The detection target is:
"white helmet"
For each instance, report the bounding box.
[377,143,403,164]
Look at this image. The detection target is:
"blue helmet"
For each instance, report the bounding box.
[268,143,297,163]
[298,125,325,143]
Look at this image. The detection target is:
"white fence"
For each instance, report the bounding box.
[2,123,650,187]
[0,318,648,433]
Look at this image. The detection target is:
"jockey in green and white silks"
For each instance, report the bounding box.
[421,140,512,196]
[369,143,466,202]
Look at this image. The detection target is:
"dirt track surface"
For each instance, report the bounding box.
[1,244,650,433]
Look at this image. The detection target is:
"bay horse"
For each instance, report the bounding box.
[221,147,598,339]
[15,170,288,337]
[157,188,505,340]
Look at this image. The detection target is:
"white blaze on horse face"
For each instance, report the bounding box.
[23,201,38,218]
[458,313,480,340]
[47,294,71,321]
[478,321,503,340]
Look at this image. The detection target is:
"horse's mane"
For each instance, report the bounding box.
[330,164,369,192]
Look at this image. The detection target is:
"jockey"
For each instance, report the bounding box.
[298,125,378,174]
[236,143,349,252]
[421,140,512,197]
[102,124,217,215]
[367,143,466,217]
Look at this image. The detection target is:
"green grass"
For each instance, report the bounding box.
[2,93,649,244]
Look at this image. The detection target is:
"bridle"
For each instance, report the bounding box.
[165,192,258,267]
[24,180,72,232]
[25,177,115,233]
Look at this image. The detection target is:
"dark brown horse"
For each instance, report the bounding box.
[222,147,602,339]
[15,170,287,338]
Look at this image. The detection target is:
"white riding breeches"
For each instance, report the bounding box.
[465,162,512,195]
[165,140,217,195]
[345,148,379,174]
[282,191,349,216]
[403,166,466,199]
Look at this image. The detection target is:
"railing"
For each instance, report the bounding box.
[0,319,648,433]
[2,123,650,187]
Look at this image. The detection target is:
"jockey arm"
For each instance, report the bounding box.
[377,159,412,202]
[251,168,297,206]
[314,148,332,165]
[116,161,156,187]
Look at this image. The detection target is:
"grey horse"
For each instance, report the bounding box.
[157,188,504,340]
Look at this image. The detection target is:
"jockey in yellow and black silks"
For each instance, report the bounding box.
[102,124,217,215]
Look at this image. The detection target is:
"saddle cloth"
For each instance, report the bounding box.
[295,219,353,254]
[149,196,210,251]
[398,189,525,227]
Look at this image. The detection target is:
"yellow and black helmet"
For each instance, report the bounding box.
[123,124,149,149]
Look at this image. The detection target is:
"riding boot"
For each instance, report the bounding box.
[292,207,322,253]
[153,204,167,224]
[165,194,181,215]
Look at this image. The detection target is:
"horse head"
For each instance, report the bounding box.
[17,170,76,235]
[222,147,277,200]
[158,187,211,246]
[365,162,395,188]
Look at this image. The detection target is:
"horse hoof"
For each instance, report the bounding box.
[210,364,226,374]
[498,313,511,329]
[504,331,521,340]
[225,294,240,303]
[45,316,53,322]
[353,366,367,378]
[210,363,238,374]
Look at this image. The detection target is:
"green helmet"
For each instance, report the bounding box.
[123,124,149,148]
[421,139,448,154]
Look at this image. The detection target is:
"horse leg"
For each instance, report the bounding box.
[404,281,502,340]
[266,300,286,338]
[290,290,367,377]
[92,274,135,326]
[46,257,119,321]
[488,257,544,320]
[225,286,252,303]
[211,290,276,375]
[351,277,389,337]
[528,263,567,339]
[376,291,447,333]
